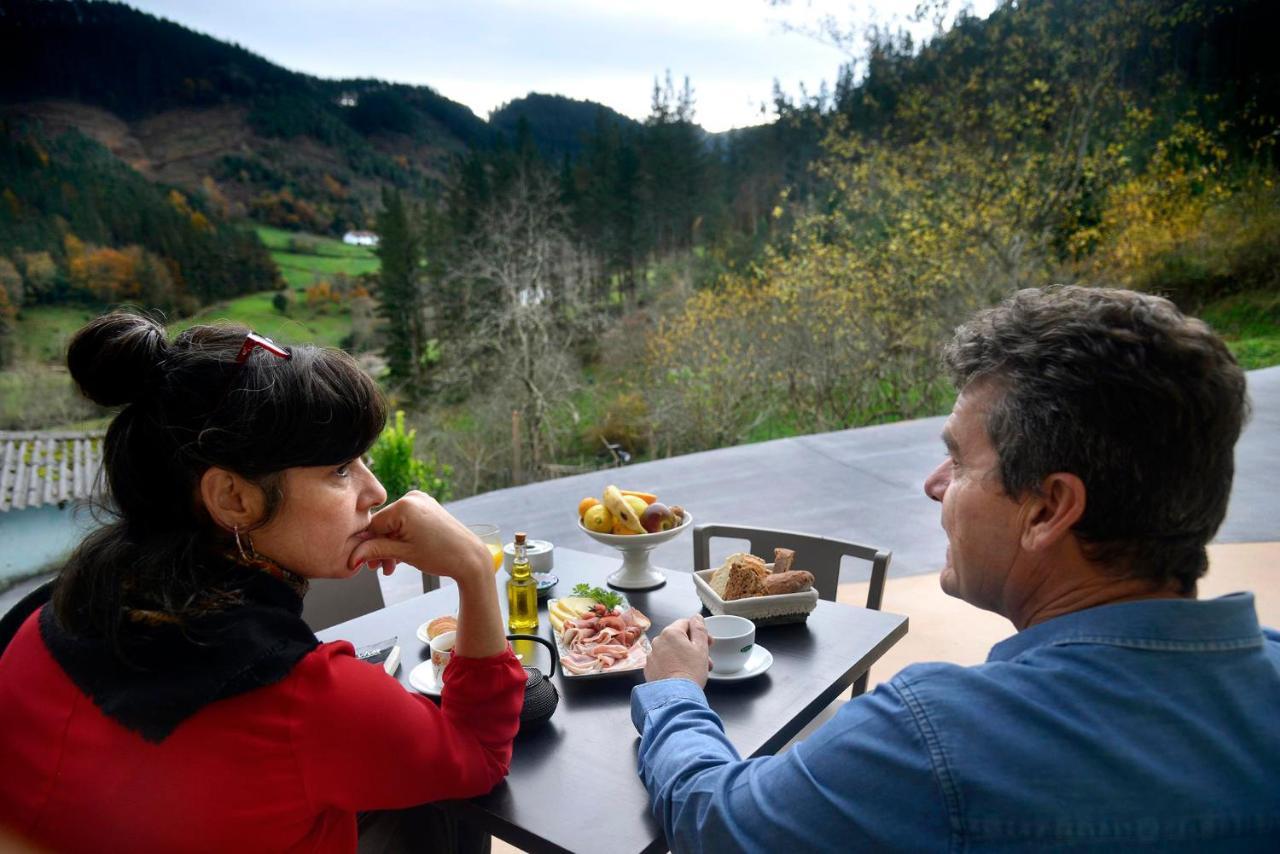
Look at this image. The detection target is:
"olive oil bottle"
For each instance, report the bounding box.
[507,532,539,633]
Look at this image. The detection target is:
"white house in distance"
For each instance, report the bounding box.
[343,230,380,247]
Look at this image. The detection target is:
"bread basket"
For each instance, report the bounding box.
[692,566,819,626]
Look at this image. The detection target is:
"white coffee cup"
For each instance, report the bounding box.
[704,615,756,674]
[430,630,456,684]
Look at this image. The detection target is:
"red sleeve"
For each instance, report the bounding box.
[288,641,526,812]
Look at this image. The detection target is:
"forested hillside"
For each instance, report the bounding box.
[1,0,1277,499]
[0,0,492,234]
[0,128,277,311]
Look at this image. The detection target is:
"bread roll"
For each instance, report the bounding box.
[763,570,814,596]
[772,548,795,574]
[427,615,457,640]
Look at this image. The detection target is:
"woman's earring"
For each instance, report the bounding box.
[234,525,257,561]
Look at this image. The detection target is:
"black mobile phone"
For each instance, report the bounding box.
[355,637,401,676]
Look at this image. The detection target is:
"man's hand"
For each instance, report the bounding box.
[645,614,711,688]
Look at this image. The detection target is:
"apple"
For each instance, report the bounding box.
[639,501,677,533]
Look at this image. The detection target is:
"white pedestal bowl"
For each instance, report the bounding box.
[577,512,693,591]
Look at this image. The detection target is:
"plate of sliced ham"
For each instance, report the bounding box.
[549,599,653,678]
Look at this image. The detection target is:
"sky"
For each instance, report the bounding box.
[126,0,996,133]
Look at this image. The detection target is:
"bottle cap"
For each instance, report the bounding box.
[514,532,527,545]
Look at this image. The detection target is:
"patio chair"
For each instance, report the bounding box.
[302,570,385,632]
[692,523,891,697]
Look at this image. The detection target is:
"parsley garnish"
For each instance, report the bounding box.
[572,583,624,611]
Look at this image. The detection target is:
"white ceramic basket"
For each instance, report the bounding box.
[692,566,819,624]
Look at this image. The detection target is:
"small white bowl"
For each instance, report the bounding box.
[502,539,555,574]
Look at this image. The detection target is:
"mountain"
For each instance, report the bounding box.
[490,94,641,160]
[0,0,494,234]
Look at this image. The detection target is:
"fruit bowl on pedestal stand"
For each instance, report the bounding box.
[577,512,693,591]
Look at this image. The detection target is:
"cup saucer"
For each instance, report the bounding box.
[408,660,443,697]
[707,644,773,682]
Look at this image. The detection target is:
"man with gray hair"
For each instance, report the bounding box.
[634,286,1278,851]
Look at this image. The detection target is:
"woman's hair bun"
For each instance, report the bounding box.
[67,311,170,407]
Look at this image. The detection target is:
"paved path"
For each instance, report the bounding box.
[437,365,1280,591]
[5,366,1277,615]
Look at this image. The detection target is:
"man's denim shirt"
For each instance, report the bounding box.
[630,594,1280,852]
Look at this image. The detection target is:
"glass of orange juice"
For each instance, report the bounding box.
[467,524,504,572]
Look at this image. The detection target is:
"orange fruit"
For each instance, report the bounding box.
[610,519,632,535]
[578,496,600,518]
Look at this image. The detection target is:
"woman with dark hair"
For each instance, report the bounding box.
[0,312,526,852]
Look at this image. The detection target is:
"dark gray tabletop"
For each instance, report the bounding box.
[318,548,908,854]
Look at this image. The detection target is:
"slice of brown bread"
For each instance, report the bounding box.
[730,552,768,580]
[723,563,767,600]
[710,554,768,599]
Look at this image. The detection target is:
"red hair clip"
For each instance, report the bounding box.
[234,332,291,365]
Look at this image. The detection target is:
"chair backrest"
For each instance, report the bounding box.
[692,523,891,610]
[302,570,385,632]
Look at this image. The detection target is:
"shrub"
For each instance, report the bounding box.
[368,410,453,502]
[16,251,59,303]
[0,257,23,308]
[583,391,650,455]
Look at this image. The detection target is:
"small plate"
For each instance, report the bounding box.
[408,660,444,697]
[416,616,460,645]
[707,644,773,682]
[534,572,558,599]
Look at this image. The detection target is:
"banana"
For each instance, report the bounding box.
[604,484,644,534]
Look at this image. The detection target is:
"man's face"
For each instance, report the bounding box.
[923,381,1028,615]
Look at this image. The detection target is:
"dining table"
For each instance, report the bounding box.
[318,546,908,854]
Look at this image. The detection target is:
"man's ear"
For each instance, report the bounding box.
[1021,472,1087,553]
[199,466,266,532]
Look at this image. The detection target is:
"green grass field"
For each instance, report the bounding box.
[11,305,100,363]
[1200,291,1280,371]
[170,292,353,350]
[255,225,380,290]
[13,226,377,360]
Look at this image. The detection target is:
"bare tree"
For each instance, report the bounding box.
[439,170,601,481]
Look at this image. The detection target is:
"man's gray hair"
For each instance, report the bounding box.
[944,285,1249,592]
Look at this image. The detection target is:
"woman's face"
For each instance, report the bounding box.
[250,457,388,579]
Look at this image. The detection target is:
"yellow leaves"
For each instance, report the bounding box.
[2,188,20,217]
[167,189,191,216]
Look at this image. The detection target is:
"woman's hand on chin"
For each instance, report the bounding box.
[348,491,491,584]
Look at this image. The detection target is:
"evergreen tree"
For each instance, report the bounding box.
[375,188,424,392]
